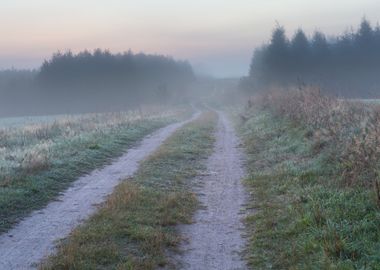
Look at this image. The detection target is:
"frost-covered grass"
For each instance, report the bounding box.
[237,107,380,269]
[0,106,189,233]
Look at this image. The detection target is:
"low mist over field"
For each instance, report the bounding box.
[3,17,380,117]
[0,1,379,116]
[2,3,380,269]
[0,51,194,116]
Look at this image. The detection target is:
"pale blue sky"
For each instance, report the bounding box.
[1,0,380,77]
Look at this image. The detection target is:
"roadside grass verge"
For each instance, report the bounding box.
[40,111,217,270]
[238,111,380,269]
[0,108,189,234]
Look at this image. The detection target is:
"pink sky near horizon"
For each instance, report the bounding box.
[1,0,380,77]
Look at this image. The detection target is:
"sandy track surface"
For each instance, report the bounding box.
[175,111,247,270]
[0,112,200,270]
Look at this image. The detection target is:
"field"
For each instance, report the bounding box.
[237,88,380,269]
[0,107,189,233]
[0,102,254,270]
[2,89,380,269]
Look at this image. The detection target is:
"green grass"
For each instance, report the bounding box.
[238,111,380,269]
[0,110,188,234]
[39,111,217,270]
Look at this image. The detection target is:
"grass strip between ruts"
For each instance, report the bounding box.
[40,111,217,270]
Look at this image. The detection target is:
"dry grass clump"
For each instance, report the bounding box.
[20,149,50,174]
[247,87,380,202]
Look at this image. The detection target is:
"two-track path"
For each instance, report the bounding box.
[0,112,200,270]
[175,111,248,270]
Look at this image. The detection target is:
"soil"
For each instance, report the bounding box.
[174,111,248,270]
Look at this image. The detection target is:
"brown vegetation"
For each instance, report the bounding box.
[247,87,380,204]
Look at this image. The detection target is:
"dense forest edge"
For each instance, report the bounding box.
[240,18,380,98]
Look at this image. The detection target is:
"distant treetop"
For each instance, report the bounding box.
[244,18,380,97]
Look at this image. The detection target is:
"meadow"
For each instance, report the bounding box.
[238,88,380,269]
[0,106,189,233]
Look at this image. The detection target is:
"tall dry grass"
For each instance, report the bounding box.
[246,87,380,204]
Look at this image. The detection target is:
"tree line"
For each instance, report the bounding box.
[242,19,380,97]
[0,50,195,117]
[37,49,194,92]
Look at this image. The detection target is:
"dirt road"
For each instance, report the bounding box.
[175,111,248,270]
[0,113,200,270]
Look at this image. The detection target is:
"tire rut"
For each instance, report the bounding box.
[175,111,248,270]
[0,112,200,270]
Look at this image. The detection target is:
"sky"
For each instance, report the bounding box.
[1,0,380,77]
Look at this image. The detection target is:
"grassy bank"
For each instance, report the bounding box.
[40,111,217,270]
[238,106,380,268]
[0,108,188,233]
